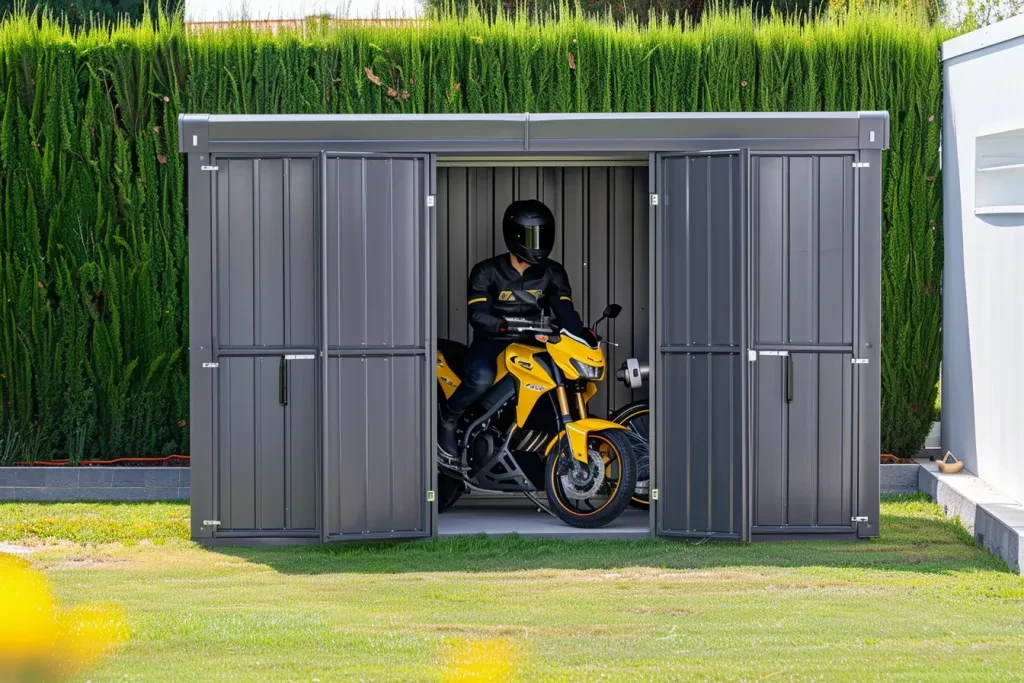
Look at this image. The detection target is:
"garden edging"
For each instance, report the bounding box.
[0,467,189,502]
[0,463,920,501]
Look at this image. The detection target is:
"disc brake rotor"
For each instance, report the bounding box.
[559,448,606,500]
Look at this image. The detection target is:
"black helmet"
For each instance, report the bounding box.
[502,199,555,265]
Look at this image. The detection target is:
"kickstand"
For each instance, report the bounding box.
[524,491,558,518]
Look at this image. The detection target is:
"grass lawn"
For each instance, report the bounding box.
[1,494,1023,681]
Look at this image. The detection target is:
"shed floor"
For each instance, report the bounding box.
[437,506,649,540]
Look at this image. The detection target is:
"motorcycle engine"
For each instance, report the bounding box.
[469,428,501,474]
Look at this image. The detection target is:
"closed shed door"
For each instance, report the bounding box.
[322,153,433,541]
[750,154,858,535]
[654,151,748,539]
[211,156,320,534]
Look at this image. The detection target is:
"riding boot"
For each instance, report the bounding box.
[438,408,460,459]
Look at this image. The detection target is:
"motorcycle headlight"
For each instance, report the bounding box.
[570,358,603,380]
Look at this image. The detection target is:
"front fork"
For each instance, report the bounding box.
[552,367,592,468]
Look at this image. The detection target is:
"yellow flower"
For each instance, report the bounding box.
[0,553,128,680]
[441,637,517,682]
[0,553,55,664]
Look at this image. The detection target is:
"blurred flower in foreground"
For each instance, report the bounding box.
[441,637,517,683]
[0,553,128,681]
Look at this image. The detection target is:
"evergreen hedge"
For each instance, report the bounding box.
[0,9,949,461]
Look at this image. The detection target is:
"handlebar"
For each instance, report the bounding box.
[503,317,556,337]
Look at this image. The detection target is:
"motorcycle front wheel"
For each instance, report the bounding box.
[544,430,636,529]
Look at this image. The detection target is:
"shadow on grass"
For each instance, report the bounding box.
[213,510,1010,577]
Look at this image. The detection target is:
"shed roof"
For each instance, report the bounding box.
[178,111,889,155]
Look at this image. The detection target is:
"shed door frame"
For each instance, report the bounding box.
[651,149,751,541]
[319,151,436,543]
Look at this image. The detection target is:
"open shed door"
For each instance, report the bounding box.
[653,151,749,540]
[320,152,435,542]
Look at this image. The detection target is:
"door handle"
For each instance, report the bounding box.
[278,357,288,406]
[785,354,794,403]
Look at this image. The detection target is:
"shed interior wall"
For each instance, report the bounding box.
[436,162,651,418]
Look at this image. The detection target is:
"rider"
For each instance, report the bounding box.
[438,199,589,458]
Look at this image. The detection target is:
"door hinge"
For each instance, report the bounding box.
[851,516,868,523]
[203,520,221,527]
[201,165,219,171]
[427,195,436,208]
[748,349,757,362]
[284,354,315,360]
[651,489,659,501]
[851,358,870,364]
[202,362,219,369]
[427,490,436,502]
[852,162,870,169]
[649,193,659,206]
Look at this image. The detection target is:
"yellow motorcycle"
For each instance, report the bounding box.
[436,305,636,528]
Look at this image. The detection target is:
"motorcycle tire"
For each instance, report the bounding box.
[609,401,650,510]
[437,470,464,513]
[544,429,636,529]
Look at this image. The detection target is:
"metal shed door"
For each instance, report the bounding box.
[320,152,435,542]
[653,151,749,540]
[749,154,857,537]
[209,156,321,537]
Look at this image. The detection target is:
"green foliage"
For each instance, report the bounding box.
[423,0,942,25]
[0,0,177,26]
[0,7,950,459]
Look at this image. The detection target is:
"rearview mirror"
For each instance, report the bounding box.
[603,304,622,320]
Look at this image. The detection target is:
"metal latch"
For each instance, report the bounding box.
[427,490,436,502]
[201,165,219,171]
[851,358,869,365]
[202,362,219,369]
[651,489,659,501]
[649,194,659,206]
[748,350,757,362]
[852,162,870,169]
[851,516,868,523]
[427,195,436,208]
[203,520,221,526]
[284,354,315,360]
[759,350,789,357]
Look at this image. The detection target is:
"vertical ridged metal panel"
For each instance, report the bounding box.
[216,157,319,349]
[753,155,854,346]
[215,356,318,531]
[436,165,649,415]
[323,154,431,540]
[750,154,859,536]
[752,352,853,528]
[655,152,746,539]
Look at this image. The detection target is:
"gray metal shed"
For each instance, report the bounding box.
[179,111,887,545]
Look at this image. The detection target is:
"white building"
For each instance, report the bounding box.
[942,15,1024,502]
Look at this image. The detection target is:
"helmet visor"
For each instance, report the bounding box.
[520,225,550,251]
[517,223,554,255]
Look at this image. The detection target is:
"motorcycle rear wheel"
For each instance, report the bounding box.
[608,401,650,510]
[544,430,636,529]
[437,469,464,513]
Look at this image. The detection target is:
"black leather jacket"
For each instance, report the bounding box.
[467,255,584,341]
